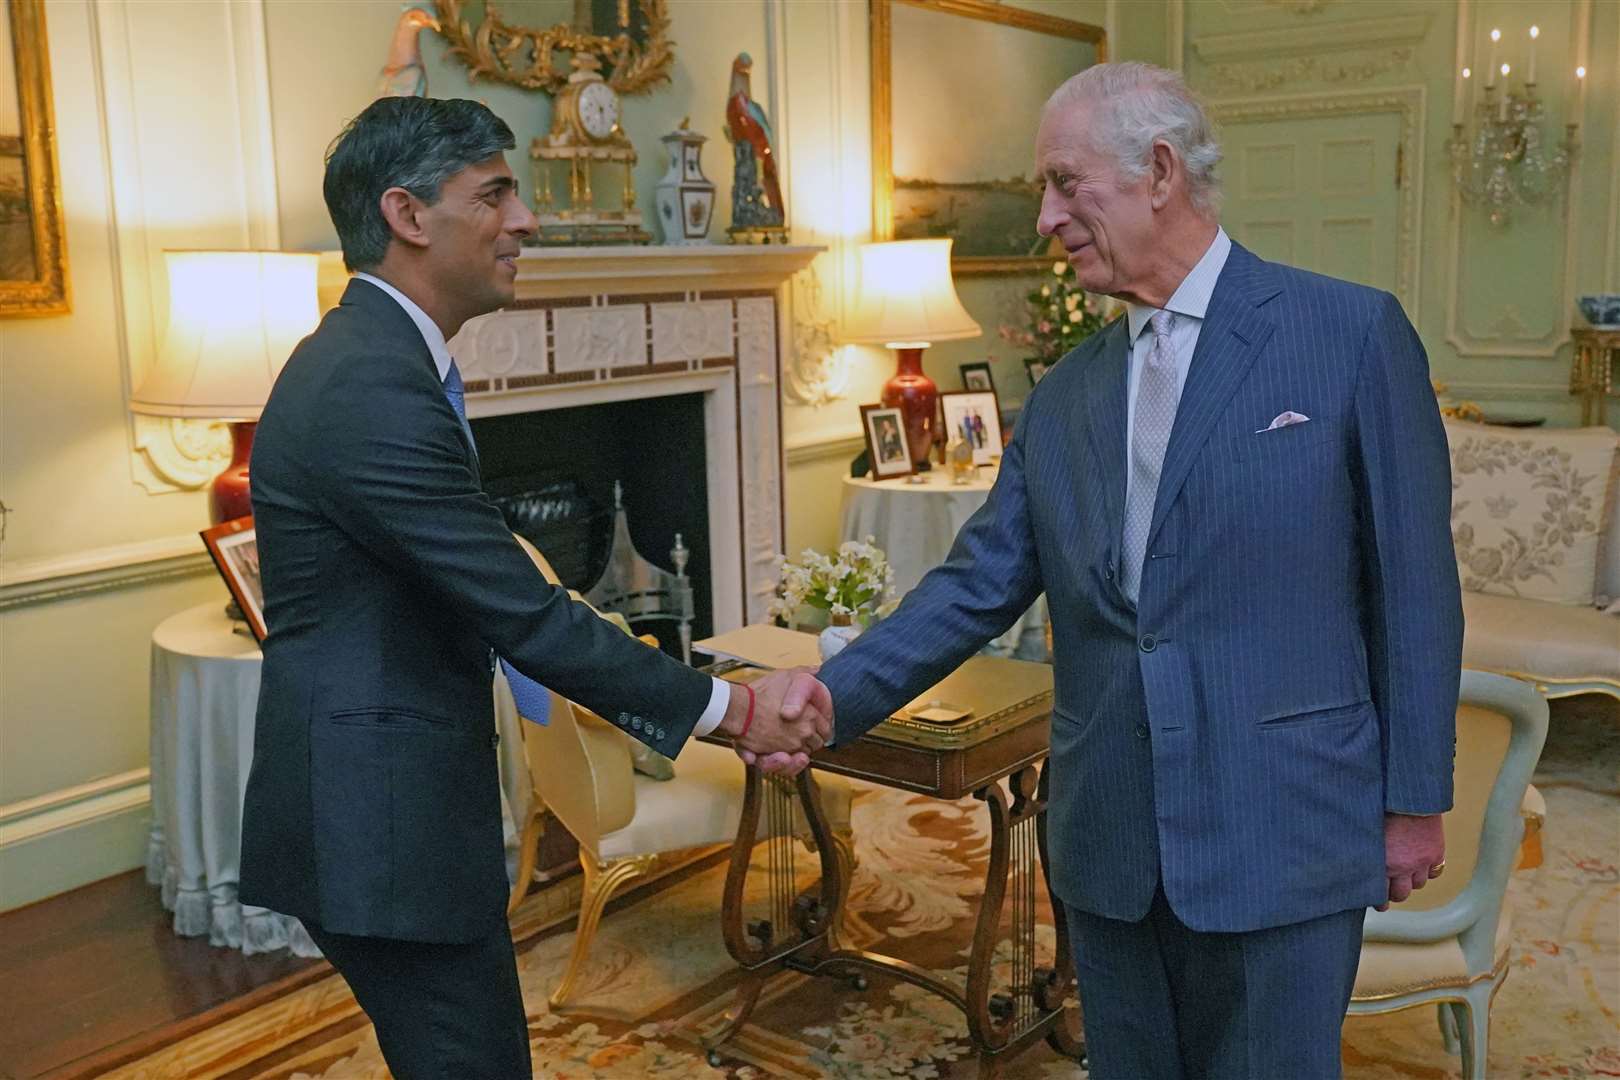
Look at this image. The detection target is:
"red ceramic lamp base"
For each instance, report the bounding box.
[881,346,938,469]
[209,421,257,524]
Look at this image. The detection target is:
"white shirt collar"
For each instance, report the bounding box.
[1124,226,1232,342]
[353,272,453,382]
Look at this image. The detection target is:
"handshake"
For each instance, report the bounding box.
[716,667,835,777]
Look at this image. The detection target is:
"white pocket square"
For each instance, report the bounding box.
[1257,411,1310,434]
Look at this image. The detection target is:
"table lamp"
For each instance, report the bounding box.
[129,250,320,523]
[843,239,981,468]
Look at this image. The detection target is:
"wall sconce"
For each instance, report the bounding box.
[1446,24,1582,227]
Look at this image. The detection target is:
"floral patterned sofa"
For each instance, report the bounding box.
[1446,421,1620,700]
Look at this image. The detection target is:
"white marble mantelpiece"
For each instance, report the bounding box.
[447,244,823,632]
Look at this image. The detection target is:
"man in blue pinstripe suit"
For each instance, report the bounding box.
[806,64,1463,1077]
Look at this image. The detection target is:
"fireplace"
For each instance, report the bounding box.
[447,244,821,641]
[472,392,712,652]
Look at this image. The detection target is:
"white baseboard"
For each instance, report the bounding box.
[0,768,151,848]
[0,772,153,911]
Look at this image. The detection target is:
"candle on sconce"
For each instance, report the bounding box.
[1499,64,1511,119]
[1575,65,1587,116]
[1527,25,1539,84]
[1455,66,1472,125]
[1487,27,1501,87]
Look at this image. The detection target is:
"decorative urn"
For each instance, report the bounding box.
[655,119,717,245]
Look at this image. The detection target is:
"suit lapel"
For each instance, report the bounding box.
[1083,317,1131,562]
[1146,245,1279,549]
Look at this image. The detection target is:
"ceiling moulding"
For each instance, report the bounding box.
[1192,13,1431,63]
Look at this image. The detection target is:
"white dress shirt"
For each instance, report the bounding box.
[1120,228,1231,509]
[352,273,731,737]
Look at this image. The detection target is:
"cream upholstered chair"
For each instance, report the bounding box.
[1349,670,1549,1079]
[503,535,855,1008]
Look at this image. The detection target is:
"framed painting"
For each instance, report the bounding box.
[200,517,267,642]
[871,0,1104,275]
[0,0,68,317]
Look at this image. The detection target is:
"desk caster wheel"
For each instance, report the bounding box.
[707,1049,725,1067]
[850,974,869,991]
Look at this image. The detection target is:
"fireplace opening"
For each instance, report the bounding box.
[470,392,712,659]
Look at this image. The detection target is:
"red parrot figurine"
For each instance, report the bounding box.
[725,52,786,229]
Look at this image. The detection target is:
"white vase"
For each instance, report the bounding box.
[817,617,862,662]
[654,125,716,245]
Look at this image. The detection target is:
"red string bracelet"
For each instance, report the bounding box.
[738,682,756,740]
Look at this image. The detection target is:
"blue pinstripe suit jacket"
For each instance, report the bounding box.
[819,242,1462,932]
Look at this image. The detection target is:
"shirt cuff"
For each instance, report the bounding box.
[692,676,731,738]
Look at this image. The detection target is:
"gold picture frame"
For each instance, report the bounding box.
[871,0,1104,276]
[1,0,68,317]
[435,0,674,96]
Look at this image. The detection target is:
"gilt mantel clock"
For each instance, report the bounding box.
[532,53,649,245]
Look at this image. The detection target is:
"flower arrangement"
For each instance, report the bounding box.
[999,259,1111,366]
[768,538,895,625]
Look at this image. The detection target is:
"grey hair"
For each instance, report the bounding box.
[323,96,515,272]
[1044,62,1223,217]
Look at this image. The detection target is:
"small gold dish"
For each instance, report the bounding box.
[907,700,974,724]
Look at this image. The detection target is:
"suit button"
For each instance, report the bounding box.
[1139,634,1157,652]
[490,732,500,748]
[1135,724,1150,739]
[632,716,643,731]
[656,727,666,741]
[617,712,630,726]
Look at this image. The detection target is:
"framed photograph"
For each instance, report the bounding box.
[941,390,1004,466]
[200,516,267,642]
[860,403,915,480]
[959,360,997,397]
[871,0,1104,274]
[1025,357,1050,385]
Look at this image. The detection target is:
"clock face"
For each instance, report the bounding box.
[577,82,619,140]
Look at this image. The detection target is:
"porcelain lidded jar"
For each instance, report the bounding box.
[817,612,862,662]
[655,119,716,245]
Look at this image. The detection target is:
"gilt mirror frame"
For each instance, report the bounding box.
[434,0,675,95]
[871,0,1106,275]
[1,0,69,317]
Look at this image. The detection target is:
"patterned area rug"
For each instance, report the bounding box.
[109,699,1618,1079]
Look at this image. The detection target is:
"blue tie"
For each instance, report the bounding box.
[443,359,550,726]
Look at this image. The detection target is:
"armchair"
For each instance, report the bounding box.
[502,535,855,1008]
[1348,670,1549,1079]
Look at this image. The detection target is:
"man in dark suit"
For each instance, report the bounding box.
[798,63,1461,1078]
[240,97,829,1079]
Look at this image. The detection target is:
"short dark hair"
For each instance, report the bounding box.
[323,97,515,272]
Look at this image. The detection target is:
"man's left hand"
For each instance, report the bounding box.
[1380,812,1446,911]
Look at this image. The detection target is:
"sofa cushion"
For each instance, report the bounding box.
[1461,590,1620,684]
[1444,422,1620,607]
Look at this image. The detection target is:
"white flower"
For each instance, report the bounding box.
[1068,309,1083,323]
[1040,285,1051,297]
[1052,261,1066,276]
[1065,293,1079,310]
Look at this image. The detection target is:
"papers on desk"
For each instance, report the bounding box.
[694,623,821,670]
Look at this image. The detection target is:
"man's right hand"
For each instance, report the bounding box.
[718,667,833,775]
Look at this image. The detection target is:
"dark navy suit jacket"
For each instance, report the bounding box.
[239,279,713,943]
[820,242,1462,933]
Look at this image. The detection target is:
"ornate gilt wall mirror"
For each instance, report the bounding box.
[871,0,1105,274]
[1,0,69,317]
[435,0,674,94]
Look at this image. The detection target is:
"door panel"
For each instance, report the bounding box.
[1221,110,1401,293]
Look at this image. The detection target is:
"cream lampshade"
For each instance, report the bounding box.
[843,239,980,467]
[130,250,320,522]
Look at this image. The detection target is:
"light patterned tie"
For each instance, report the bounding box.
[443,360,550,726]
[1119,310,1178,606]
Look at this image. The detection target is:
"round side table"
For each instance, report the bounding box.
[839,468,1047,657]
